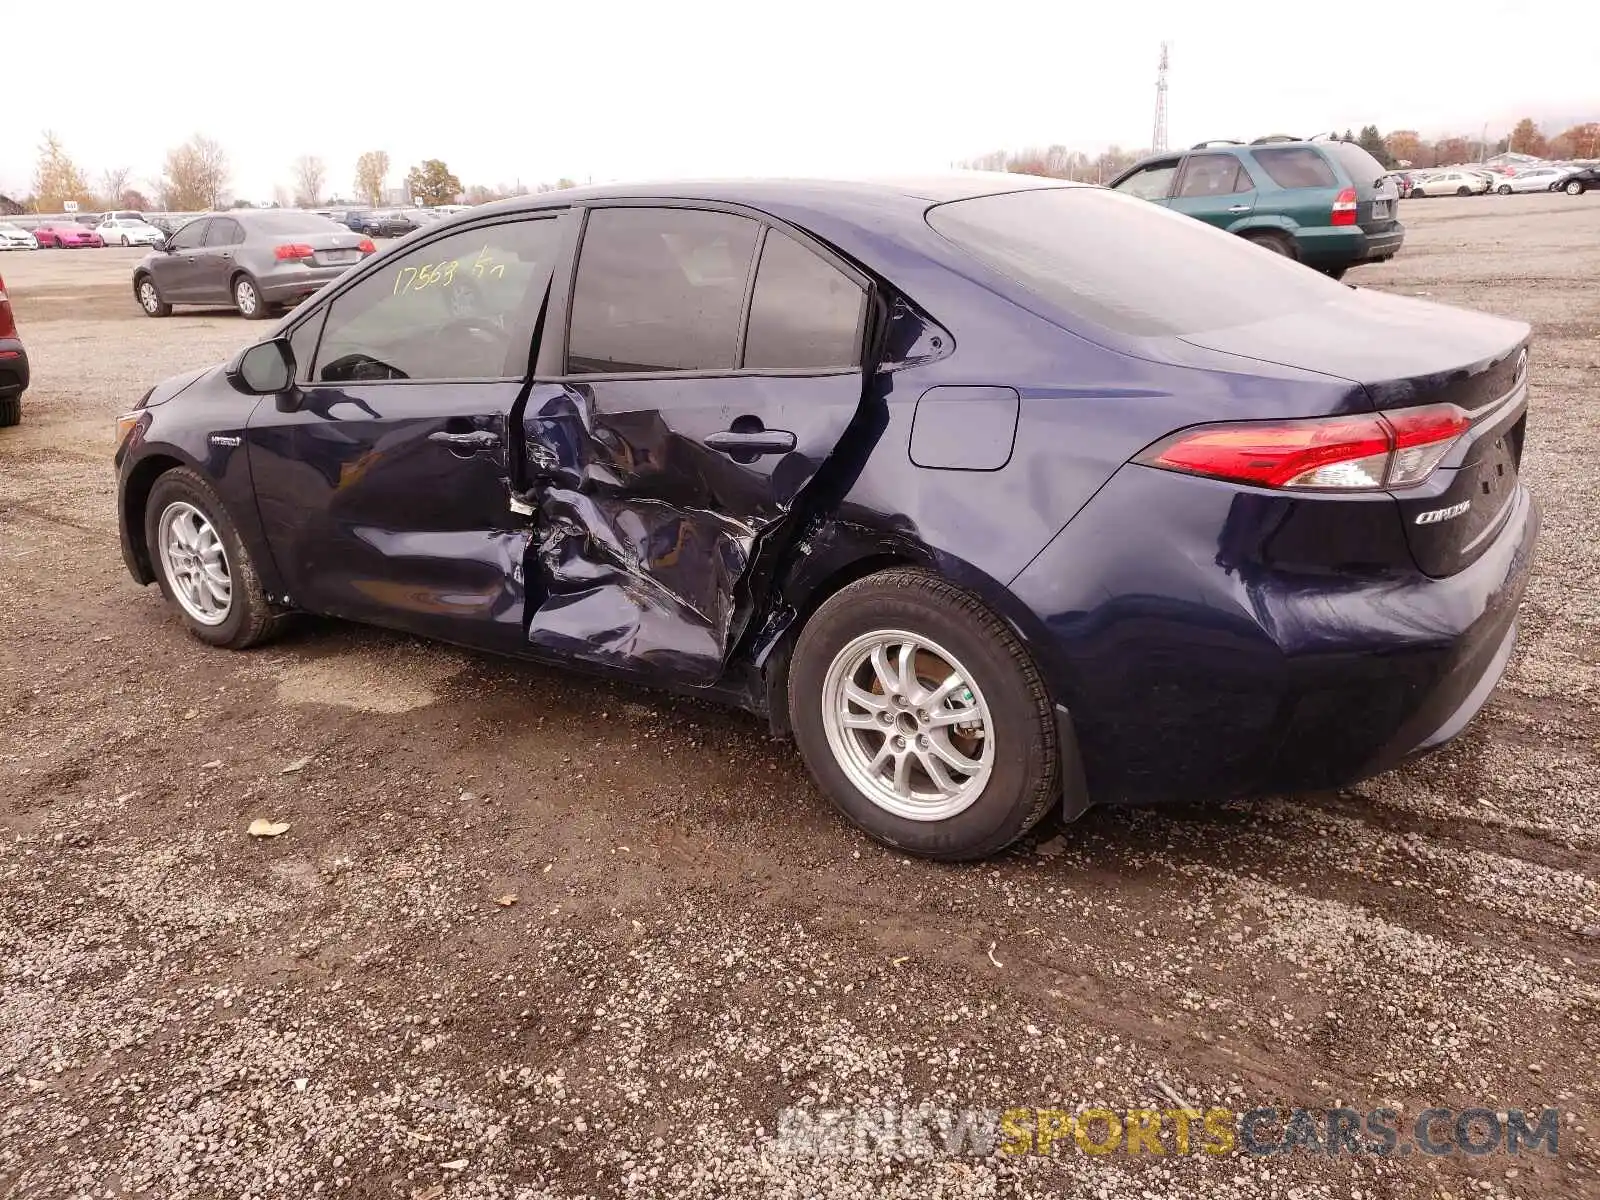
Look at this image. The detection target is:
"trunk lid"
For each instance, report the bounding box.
[1179,287,1530,577]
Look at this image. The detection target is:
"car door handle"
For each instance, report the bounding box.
[704,429,796,456]
[428,429,500,451]
[1227,204,1252,213]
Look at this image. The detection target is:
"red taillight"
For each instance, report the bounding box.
[357,238,376,254]
[0,274,16,341]
[1331,186,1359,226]
[1138,403,1473,491]
[273,243,315,261]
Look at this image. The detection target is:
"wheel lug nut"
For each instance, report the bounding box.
[893,735,906,748]
[892,694,905,707]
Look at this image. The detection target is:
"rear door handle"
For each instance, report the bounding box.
[704,429,796,456]
[428,429,501,451]
[1227,204,1251,213]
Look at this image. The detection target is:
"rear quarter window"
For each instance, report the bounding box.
[1322,142,1390,189]
[1249,147,1339,189]
[926,186,1347,338]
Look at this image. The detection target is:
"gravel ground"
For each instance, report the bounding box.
[2,195,1598,1199]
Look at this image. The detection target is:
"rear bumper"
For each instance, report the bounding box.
[1296,223,1405,267]
[257,264,351,303]
[1007,466,1539,806]
[0,339,28,398]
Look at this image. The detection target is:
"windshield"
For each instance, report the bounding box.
[927,186,1347,338]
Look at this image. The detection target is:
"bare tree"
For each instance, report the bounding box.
[162,135,229,210]
[292,155,327,206]
[100,166,133,209]
[354,150,390,206]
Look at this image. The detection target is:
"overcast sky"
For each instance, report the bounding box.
[4,0,1592,202]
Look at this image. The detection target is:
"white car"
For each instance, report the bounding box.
[95,217,166,247]
[1410,171,1490,197]
[0,222,39,250]
[1493,166,1572,194]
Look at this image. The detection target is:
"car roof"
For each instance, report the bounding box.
[470,172,1083,220]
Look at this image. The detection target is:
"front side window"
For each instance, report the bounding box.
[167,220,208,251]
[1112,161,1180,200]
[566,207,760,374]
[743,229,864,370]
[311,218,560,383]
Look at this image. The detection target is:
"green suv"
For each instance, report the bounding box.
[1108,137,1403,279]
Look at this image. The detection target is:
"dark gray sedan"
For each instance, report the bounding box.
[132,210,376,320]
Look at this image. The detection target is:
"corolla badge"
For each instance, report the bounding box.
[1415,500,1472,525]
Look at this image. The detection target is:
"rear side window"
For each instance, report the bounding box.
[1323,141,1389,189]
[1112,161,1180,200]
[567,207,760,374]
[1250,147,1338,189]
[927,187,1346,337]
[1176,155,1252,197]
[311,218,560,382]
[743,229,864,370]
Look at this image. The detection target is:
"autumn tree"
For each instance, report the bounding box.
[161,135,229,209]
[292,155,327,206]
[121,188,151,211]
[354,150,390,206]
[33,132,92,213]
[1384,130,1425,167]
[1548,123,1600,160]
[404,159,463,206]
[1507,118,1548,157]
[1433,136,1472,166]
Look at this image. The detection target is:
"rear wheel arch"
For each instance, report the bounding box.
[1242,228,1299,259]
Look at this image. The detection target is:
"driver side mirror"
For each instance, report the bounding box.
[225,338,296,397]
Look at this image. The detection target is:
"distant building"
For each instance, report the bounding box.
[0,194,23,216]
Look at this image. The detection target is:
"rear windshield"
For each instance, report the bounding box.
[247,211,348,234]
[926,187,1346,337]
[1322,142,1389,188]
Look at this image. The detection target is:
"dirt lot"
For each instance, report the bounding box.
[2,195,1598,1200]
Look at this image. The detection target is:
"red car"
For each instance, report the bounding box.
[34,222,105,249]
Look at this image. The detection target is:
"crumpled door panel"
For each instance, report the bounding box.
[518,376,861,685]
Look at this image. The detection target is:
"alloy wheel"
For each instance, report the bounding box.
[156,501,232,625]
[235,280,258,316]
[138,280,160,313]
[819,630,995,821]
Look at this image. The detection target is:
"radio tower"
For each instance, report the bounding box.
[1151,42,1170,153]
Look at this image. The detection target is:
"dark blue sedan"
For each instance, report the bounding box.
[112,175,1538,860]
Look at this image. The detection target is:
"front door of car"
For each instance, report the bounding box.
[516,204,873,687]
[152,218,210,299]
[1167,153,1258,229]
[243,214,564,653]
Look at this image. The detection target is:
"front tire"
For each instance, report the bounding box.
[120,236,130,246]
[788,569,1059,861]
[135,274,170,317]
[144,467,282,649]
[1497,184,1512,195]
[233,274,268,319]
[1566,179,1585,196]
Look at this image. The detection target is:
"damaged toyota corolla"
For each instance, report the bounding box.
[114,176,1539,860]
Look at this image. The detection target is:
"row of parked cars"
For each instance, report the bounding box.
[2,204,477,252]
[1394,163,1599,197]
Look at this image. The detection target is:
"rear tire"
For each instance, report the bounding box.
[135,274,171,317]
[1456,187,1471,196]
[1323,266,1349,281]
[1497,184,1512,195]
[0,394,20,428]
[144,467,283,649]
[233,274,268,320]
[120,235,130,246]
[1243,230,1296,260]
[787,568,1060,861]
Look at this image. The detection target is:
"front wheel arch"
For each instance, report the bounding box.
[121,454,187,582]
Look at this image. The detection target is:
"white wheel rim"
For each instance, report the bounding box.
[236,281,256,314]
[820,630,994,822]
[156,501,232,625]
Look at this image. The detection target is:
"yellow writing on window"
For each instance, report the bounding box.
[392,245,504,296]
